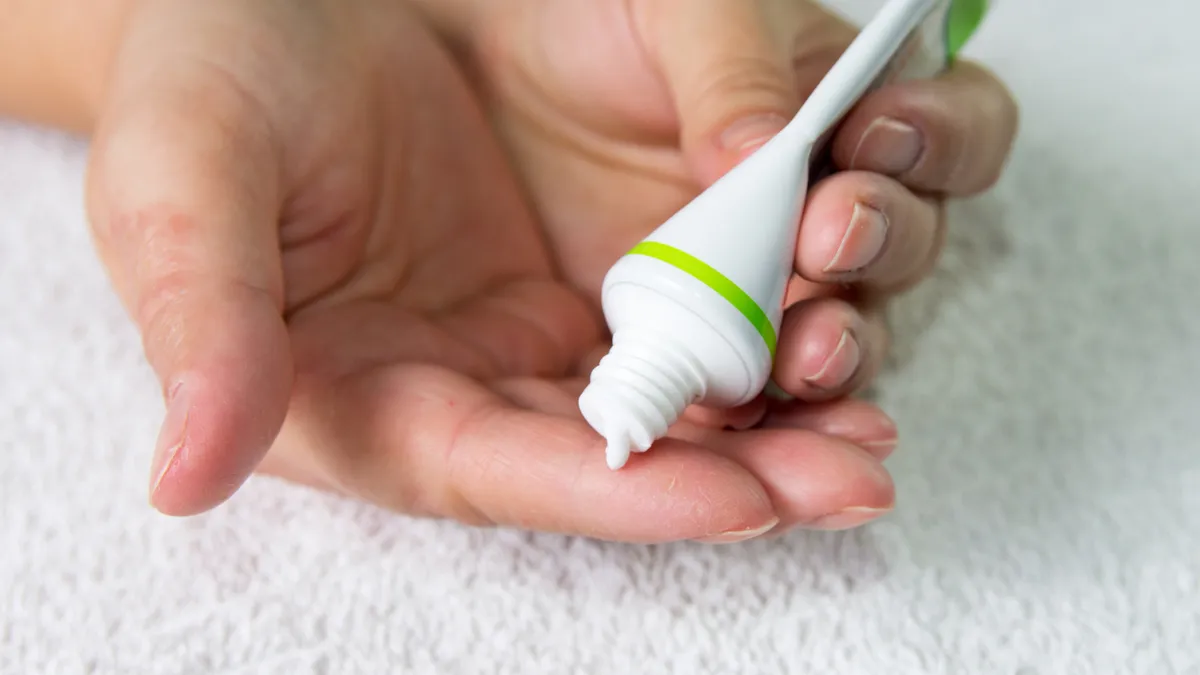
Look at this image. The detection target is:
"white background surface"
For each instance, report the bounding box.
[3,1,1198,673]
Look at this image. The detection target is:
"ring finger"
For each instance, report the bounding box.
[771,295,889,401]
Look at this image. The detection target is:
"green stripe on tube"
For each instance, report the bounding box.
[628,241,777,359]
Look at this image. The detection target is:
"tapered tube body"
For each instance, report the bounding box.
[578,133,812,469]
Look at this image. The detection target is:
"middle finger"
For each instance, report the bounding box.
[794,170,943,294]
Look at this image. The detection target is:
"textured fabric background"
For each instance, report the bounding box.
[2,1,1198,673]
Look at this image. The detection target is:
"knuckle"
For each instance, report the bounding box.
[101,206,197,259]
[688,55,795,120]
[126,212,203,351]
[88,203,136,251]
[185,57,280,154]
[136,268,195,366]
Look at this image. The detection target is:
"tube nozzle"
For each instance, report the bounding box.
[578,333,706,469]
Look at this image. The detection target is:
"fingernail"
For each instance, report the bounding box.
[719,114,789,155]
[804,329,860,390]
[858,411,899,455]
[824,203,889,274]
[860,436,899,457]
[807,506,892,530]
[850,117,924,174]
[695,516,780,544]
[150,382,190,500]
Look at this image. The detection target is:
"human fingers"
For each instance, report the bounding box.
[490,375,896,534]
[632,0,799,183]
[833,60,1019,195]
[87,55,291,516]
[516,377,898,460]
[270,366,781,544]
[702,424,895,532]
[794,170,944,293]
[760,398,898,460]
[769,296,889,401]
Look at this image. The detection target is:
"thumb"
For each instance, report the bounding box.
[636,0,799,184]
[86,81,293,516]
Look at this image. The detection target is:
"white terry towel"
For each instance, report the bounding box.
[2,1,1198,673]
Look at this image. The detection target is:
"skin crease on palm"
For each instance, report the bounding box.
[71,0,1017,543]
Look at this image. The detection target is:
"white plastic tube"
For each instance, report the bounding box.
[579,0,988,470]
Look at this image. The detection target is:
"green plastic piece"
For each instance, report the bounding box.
[945,0,988,63]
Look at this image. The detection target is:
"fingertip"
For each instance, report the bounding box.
[772,298,862,399]
[147,302,293,516]
[829,82,931,179]
[796,171,940,291]
[803,327,861,391]
[692,515,780,544]
[830,62,1020,194]
[707,428,895,531]
[762,398,899,460]
[149,376,291,516]
[795,172,892,280]
[148,388,243,516]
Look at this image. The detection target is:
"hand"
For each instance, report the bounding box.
[85,0,905,542]
[407,0,1017,536]
[414,0,1018,402]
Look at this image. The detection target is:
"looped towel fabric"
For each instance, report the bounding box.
[2,1,1198,672]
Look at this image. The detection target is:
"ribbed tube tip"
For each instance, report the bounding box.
[577,334,706,469]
